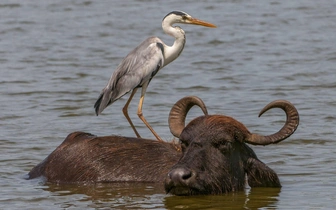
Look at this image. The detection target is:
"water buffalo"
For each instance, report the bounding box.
[165,96,299,195]
[28,96,299,196]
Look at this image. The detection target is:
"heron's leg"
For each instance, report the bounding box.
[122,88,141,138]
[137,93,164,142]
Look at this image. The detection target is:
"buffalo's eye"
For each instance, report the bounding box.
[213,140,231,153]
[219,142,231,153]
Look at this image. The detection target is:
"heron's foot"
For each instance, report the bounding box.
[171,137,181,151]
[137,111,163,142]
[173,144,181,151]
[128,124,141,138]
[155,135,164,142]
[135,132,141,138]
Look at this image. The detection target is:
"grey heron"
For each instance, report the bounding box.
[94,11,216,141]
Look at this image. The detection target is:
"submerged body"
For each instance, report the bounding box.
[94,11,216,141]
[28,96,299,196]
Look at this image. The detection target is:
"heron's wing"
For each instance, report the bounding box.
[111,37,165,99]
[94,37,164,115]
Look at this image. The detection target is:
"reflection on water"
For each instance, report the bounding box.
[1,0,336,209]
[44,183,166,209]
[40,182,281,209]
[164,188,281,210]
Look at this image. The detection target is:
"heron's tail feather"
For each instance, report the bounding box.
[94,88,112,116]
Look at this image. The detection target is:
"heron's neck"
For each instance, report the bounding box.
[162,22,186,66]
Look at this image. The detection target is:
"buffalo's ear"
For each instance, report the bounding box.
[245,158,281,188]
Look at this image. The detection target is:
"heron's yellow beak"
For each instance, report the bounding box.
[187,17,217,28]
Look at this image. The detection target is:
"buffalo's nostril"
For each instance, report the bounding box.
[168,168,193,185]
[182,170,192,180]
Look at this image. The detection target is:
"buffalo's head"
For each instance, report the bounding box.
[165,96,299,195]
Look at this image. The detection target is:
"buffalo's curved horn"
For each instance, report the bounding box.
[169,96,208,138]
[245,100,299,145]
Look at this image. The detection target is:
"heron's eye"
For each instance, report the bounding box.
[182,15,187,20]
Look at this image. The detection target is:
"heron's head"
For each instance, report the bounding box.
[163,11,216,28]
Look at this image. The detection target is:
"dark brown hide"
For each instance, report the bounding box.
[28,97,298,196]
[165,115,281,195]
[28,132,181,183]
[164,97,299,196]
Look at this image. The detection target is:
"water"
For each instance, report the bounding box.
[1,0,336,209]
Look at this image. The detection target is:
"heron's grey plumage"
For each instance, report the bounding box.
[94,37,164,115]
[93,11,216,141]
